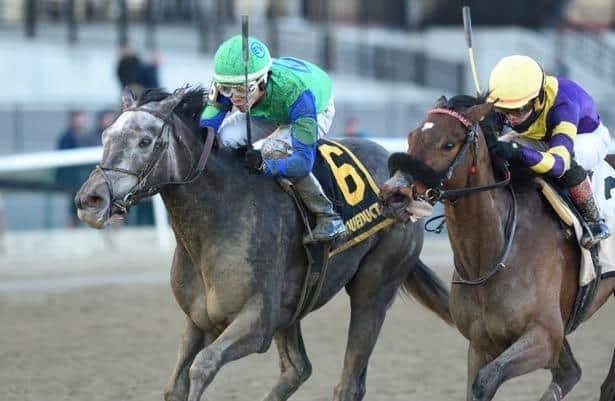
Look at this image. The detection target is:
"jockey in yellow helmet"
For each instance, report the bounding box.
[488,55,610,249]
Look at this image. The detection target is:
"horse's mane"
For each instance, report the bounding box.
[138,87,247,166]
[138,87,206,139]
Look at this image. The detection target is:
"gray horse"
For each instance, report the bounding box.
[75,87,452,401]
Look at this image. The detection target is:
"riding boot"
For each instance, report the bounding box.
[292,173,347,244]
[569,177,611,249]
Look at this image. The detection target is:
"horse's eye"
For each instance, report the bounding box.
[139,137,153,148]
[443,142,455,150]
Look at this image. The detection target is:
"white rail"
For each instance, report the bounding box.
[0,139,408,250]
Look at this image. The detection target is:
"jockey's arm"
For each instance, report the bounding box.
[263,118,317,178]
[263,90,318,178]
[517,103,579,177]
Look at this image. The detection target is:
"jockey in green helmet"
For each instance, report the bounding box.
[200,35,346,244]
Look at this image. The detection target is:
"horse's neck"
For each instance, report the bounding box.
[159,151,236,253]
[445,168,512,277]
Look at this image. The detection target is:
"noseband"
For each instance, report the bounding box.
[97,106,214,215]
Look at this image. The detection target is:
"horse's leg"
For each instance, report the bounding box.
[164,317,212,401]
[580,277,615,320]
[471,326,560,401]
[261,322,312,401]
[599,290,615,401]
[600,346,615,401]
[165,244,215,401]
[332,289,395,401]
[467,343,492,401]
[187,303,271,401]
[539,339,581,401]
[332,250,403,401]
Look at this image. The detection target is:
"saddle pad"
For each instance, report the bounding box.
[535,177,595,285]
[535,160,615,284]
[590,160,615,279]
[312,138,393,256]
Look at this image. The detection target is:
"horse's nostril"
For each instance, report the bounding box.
[85,195,103,209]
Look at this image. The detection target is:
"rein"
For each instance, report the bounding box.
[422,107,518,285]
[97,106,214,215]
[452,185,518,285]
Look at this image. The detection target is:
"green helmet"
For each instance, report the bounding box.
[213,35,272,84]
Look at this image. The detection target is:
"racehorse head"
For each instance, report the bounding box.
[380,95,498,222]
[75,86,206,228]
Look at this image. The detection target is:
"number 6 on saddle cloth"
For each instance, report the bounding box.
[259,137,395,325]
[260,137,393,256]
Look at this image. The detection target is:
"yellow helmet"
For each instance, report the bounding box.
[487,55,544,109]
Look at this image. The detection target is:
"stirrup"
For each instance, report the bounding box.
[303,219,347,244]
[580,223,610,249]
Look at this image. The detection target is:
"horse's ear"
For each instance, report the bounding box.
[465,102,494,124]
[121,88,137,109]
[433,96,448,108]
[157,86,188,115]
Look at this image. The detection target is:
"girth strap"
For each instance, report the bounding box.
[278,177,332,328]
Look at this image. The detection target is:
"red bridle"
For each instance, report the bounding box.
[428,107,472,128]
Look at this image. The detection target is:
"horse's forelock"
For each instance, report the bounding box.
[137,86,206,138]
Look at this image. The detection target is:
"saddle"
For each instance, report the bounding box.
[279,138,394,327]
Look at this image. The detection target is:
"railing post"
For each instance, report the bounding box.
[214,0,225,51]
[24,0,37,39]
[118,0,129,46]
[145,0,157,51]
[267,0,281,56]
[320,0,332,70]
[66,0,78,44]
[13,104,24,153]
[194,0,207,54]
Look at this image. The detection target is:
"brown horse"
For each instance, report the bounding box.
[379,94,615,401]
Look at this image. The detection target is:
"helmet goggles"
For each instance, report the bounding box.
[216,75,266,98]
[494,100,534,119]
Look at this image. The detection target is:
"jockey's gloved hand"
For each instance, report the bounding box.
[244,149,265,175]
[489,141,522,162]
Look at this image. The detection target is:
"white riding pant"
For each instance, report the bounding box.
[217,98,336,149]
[574,123,612,171]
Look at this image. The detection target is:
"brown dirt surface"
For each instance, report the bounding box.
[1,239,614,401]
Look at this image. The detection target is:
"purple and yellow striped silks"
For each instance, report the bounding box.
[517,76,600,177]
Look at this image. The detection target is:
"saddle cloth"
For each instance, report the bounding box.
[536,159,615,285]
[312,138,393,256]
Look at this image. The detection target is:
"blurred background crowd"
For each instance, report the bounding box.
[0,0,614,233]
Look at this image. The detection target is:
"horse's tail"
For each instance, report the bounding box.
[402,258,454,326]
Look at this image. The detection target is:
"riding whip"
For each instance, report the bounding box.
[241,15,253,148]
[462,6,482,95]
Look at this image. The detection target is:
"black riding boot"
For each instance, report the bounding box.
[569,177,611,249]
[292,174,347,244]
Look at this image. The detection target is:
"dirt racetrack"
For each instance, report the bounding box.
[1,232,614,401]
